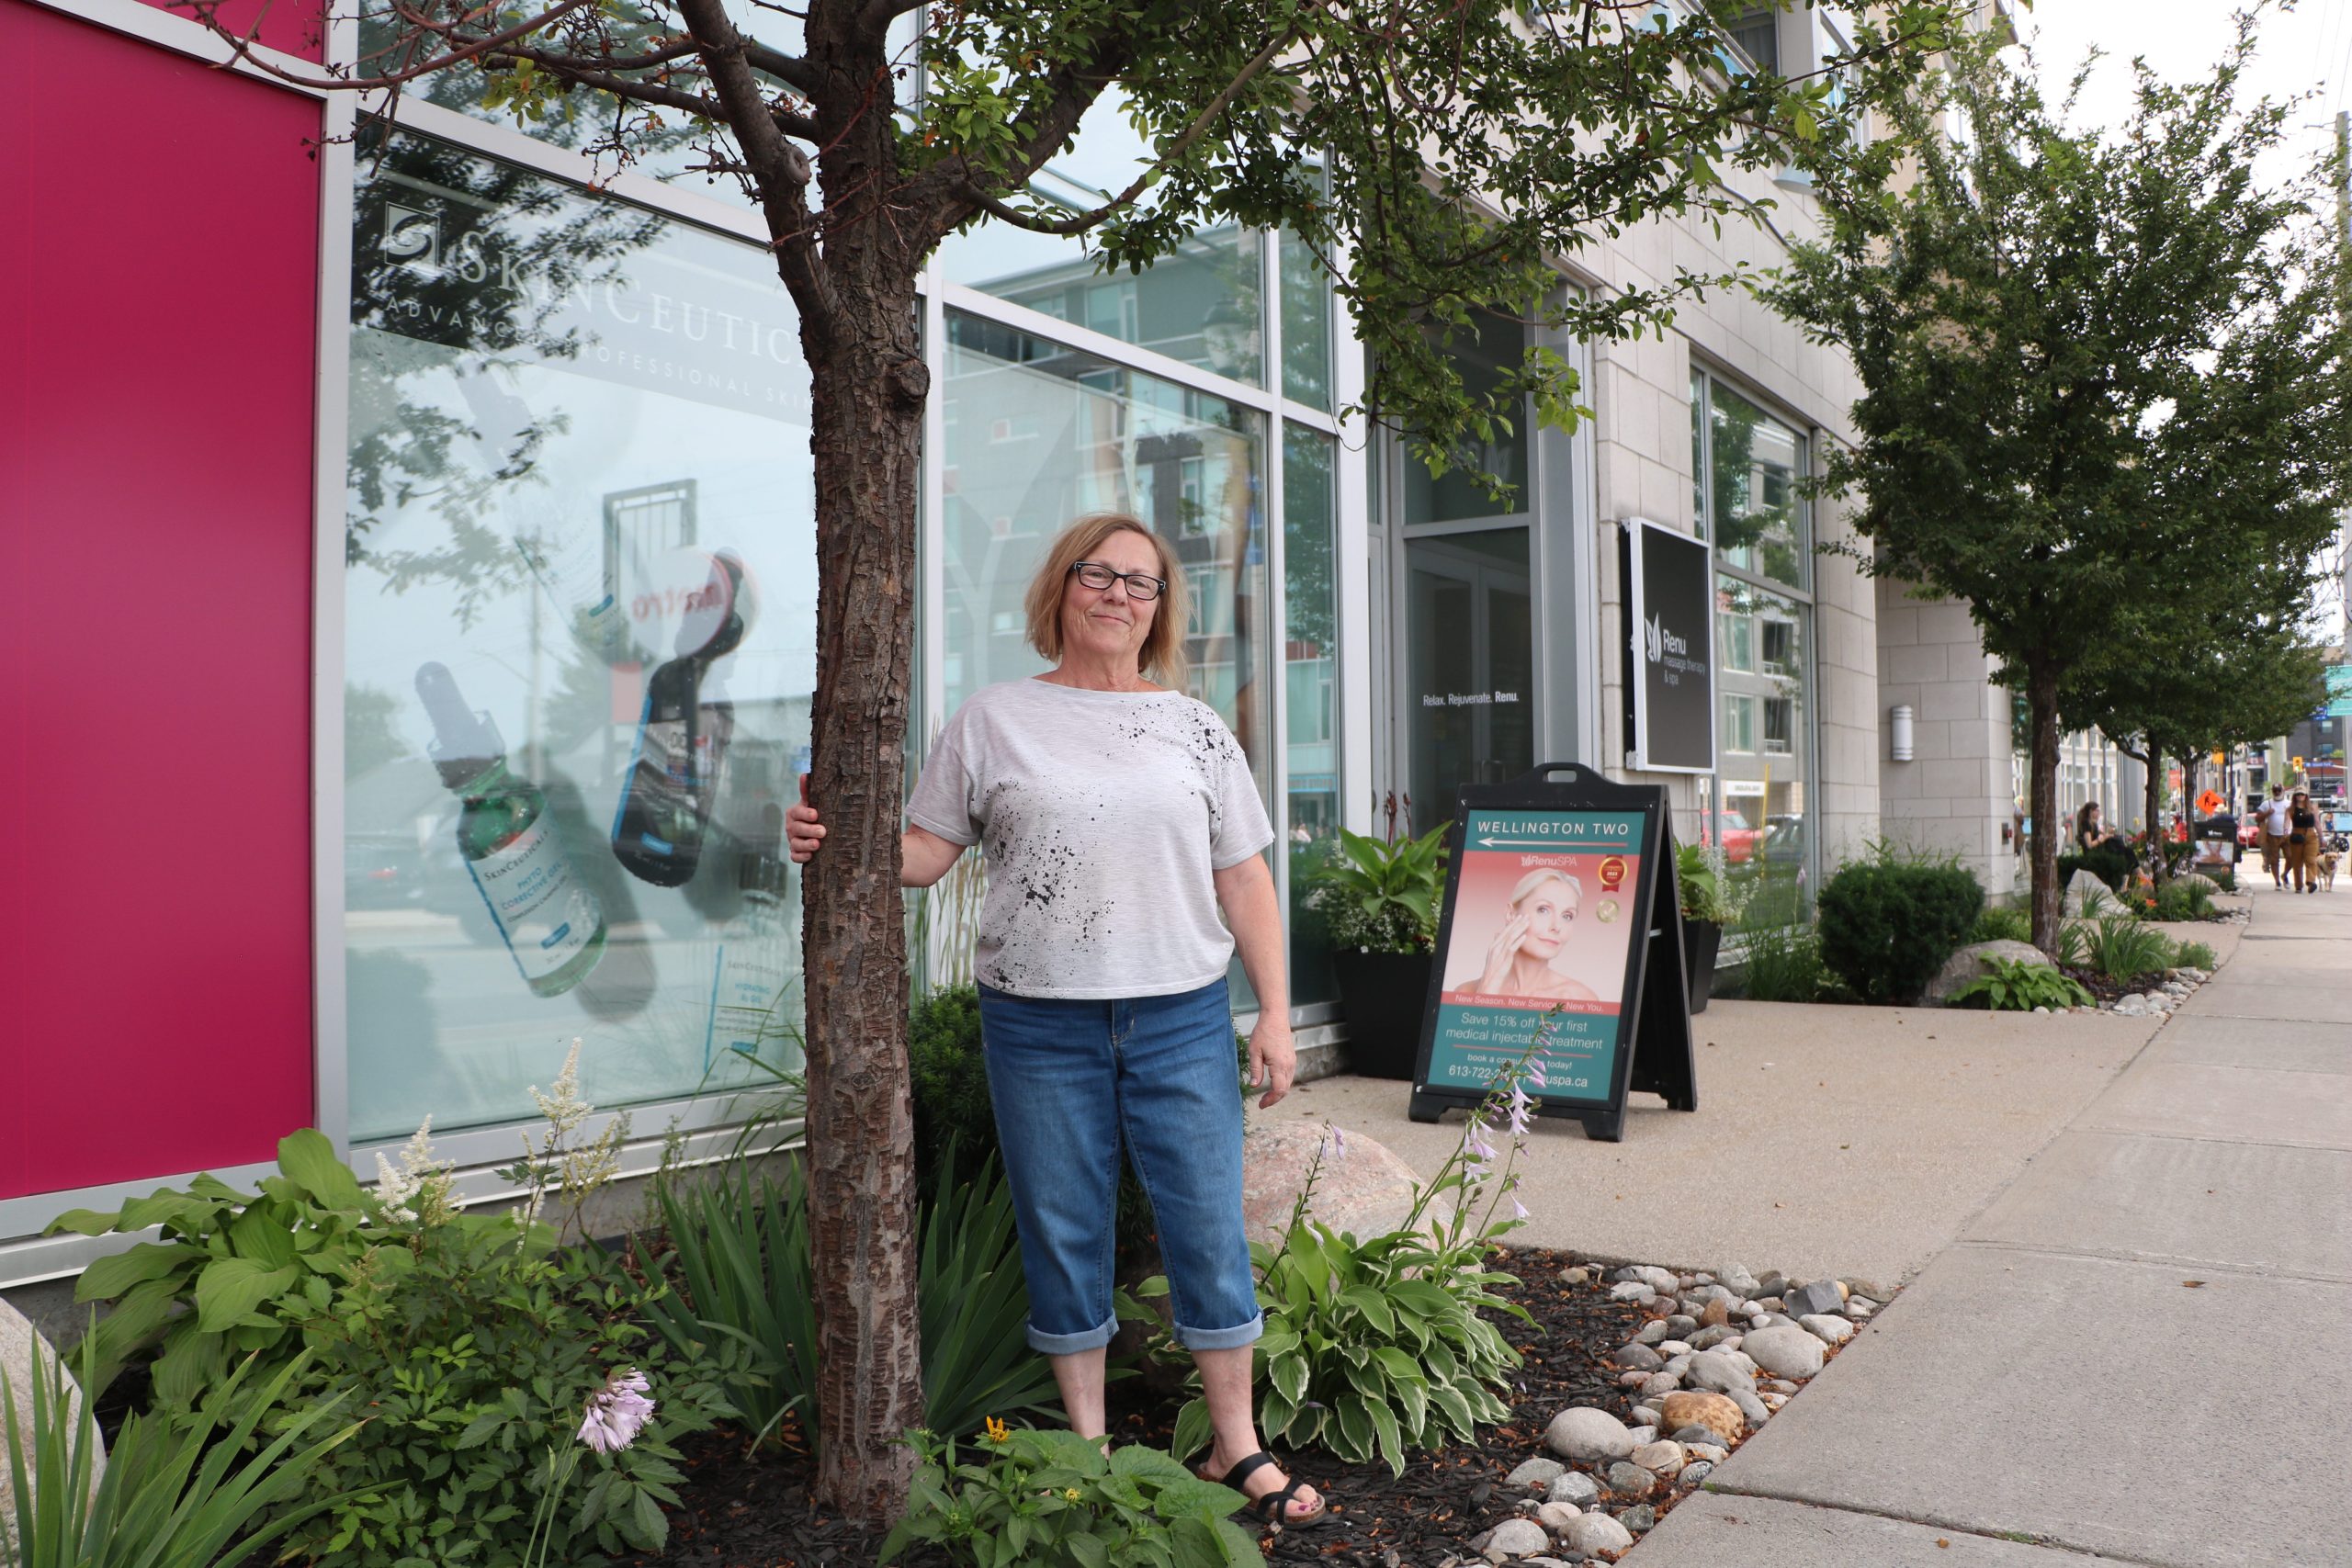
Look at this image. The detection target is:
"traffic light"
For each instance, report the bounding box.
[2292,756,2305,772]
[2210,750,2227,766]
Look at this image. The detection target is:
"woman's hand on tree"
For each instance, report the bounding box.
[786,777,825,863]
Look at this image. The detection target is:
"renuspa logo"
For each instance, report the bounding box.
[1644,614,1688,664]
[382,203,441,269]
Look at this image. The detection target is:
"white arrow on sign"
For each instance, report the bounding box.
[1477,837,1606,847]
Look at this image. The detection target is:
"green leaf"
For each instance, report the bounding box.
[1268,1349,1308,1405]
[76,1240,198,1299]
[193,1258,299,1334]
[278,1128,366,1210]
[1339,1285,1396,1336]
[230,1203,300,1269]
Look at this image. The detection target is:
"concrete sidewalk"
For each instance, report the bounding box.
[1633,877,2350,1566]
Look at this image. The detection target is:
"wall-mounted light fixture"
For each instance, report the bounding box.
[1890,705,1916,762]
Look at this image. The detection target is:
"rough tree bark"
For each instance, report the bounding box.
[2028,668,2063,952]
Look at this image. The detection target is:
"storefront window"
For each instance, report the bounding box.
[1279,226,1332,411]
[1714,577,1810,927]
[345,132,812,1141]
[1283,426,1341,1004]
[935,87,1264,386]
[1704,381,1808,590]
[938,310,1272,785]
[1401,312,1530,525]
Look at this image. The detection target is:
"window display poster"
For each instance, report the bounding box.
[1425,810,1646,1103]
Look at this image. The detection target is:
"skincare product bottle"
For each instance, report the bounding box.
[610,553,752,886]
[707,830,795,1069]
[417,662,607,997]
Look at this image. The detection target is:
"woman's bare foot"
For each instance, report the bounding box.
[1200,1447,1324,1525]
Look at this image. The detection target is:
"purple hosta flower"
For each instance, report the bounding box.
[1506,1079,1534,1138]
[1528,1052,1548,1090]
[1330,1124,1347,1159]
[1464,1116,1498,1182]
[578,1369,656,1455]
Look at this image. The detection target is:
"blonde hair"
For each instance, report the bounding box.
[1509,867,1583,910]
[1023,513,1190,687]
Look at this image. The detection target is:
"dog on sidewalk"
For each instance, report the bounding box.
[2319,850,2339,892]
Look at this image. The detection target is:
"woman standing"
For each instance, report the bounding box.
[2287,790,2321,893]
[786,513,1325,1529]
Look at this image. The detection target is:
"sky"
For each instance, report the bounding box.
[2010,0,2352,636]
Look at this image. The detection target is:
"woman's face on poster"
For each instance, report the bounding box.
[1514,885,1577,958]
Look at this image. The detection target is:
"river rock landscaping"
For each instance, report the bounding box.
[624,1249,1889,1566]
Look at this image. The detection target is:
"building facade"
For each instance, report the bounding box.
[3,0,2009,1289]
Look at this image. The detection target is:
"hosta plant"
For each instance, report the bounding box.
[1142,1032,1555,1475]
[1948,957,2094,1011]
[880,1425,1258,1568]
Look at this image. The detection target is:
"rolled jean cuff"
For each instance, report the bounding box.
[1173,1309,1264,1352]
[1026,1313,1120,1355]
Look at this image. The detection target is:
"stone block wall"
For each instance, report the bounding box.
[1874,579,2018,897]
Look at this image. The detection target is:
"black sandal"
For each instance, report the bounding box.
[1198,1450,1329,1529]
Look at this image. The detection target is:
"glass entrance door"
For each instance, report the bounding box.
[1399,527,1535,837]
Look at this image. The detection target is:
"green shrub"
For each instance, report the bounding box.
[2056,840,2137,894]
[2075,911,2176,985]
[881,1427,1258,1568]
[1736,919,1838,1003]
[2150,877,2216,922]
[1,1339,358,1568]
[1815,858,1984,1006]
[1306,823,1451,953]
[1970,904,2033,945]
[48,1096,737,1567]
[1948,957,2094,1011]
[647,1148,1063,1456]
[2174,940,2218,971]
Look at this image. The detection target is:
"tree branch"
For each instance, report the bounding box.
[952,27,1296,238]
[673,0,842,338]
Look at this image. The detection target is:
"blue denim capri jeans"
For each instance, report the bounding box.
[976,977,1263,1355]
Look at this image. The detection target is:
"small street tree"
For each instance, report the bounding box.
[194,0,1968,1517]
[1771,19,2352,948]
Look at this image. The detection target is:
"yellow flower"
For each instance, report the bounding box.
[981,1417,1010,1445]
[1064,1488,1082,1501]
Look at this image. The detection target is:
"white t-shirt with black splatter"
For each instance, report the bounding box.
[907,678,1274,999]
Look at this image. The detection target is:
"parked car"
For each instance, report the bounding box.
[345,834,427,910]
[1716,807,1763,864]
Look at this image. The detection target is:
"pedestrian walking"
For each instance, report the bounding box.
[785,512,1326,1529]
[2256,785,2292,887]
[2286,789,2322,893]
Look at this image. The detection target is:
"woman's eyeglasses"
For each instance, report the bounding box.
[1070,560,1167,602]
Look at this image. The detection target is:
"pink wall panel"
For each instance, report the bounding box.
[135,0,326,63]
[2,1,322,1201]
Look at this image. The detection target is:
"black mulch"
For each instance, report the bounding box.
[628,1247,1663,1567]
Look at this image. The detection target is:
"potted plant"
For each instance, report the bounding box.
[1306,823,1450,1079]
[1675,840,1745,1013]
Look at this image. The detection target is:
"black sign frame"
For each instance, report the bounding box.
[1622,518,1716,775]
[1406,762,1699,1142]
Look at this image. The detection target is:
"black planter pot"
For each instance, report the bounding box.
[1681,918,1722,1014]
[1331,948,1438,1080]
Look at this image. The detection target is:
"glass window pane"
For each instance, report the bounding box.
[345,131,814,1141]
[1707,382,1808,589]
[939,309,1272,787]
[1283,426,1341,1005]
[935,87,1263,385]
[1279,226,1331,410]
[1715,577,1810,927]
[1403,528,1534,837]
[1690,369,1708,538]
[1400,312,1531,525]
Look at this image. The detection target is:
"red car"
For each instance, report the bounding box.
[1715,807,1763,864]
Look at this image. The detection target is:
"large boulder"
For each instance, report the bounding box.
[1239,1120,1441,1247]
[2064,869,2114,915]
[1920,939,2054,1006]
[3,1300,103,1552]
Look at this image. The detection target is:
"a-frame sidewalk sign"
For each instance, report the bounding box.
[1406,762,1699,1142]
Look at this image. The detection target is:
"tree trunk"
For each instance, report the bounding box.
[2144,745,2165,883]
[2028,667,2064,952]
[799,266,928,1520]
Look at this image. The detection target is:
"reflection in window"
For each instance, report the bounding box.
[1283,427,1341,1004]
[1713,575,1810,927]
[938,310,1272,792]
[1400,311,1531,525]
[1280,226,1332,410]
[1702,381,1807,589]
[345,131,813,1141]
[936,88,1264,385]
